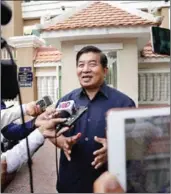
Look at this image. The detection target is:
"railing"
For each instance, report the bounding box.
[1,46,17,60]
[138,70,170,105]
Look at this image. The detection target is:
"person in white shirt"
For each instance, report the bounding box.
[1,108,69,190]
[1,101,42,130]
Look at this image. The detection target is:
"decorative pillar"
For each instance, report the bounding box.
[8,35,45,103]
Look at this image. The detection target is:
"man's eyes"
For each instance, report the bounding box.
[78,64,84,67]
[89,63,97,66]
[78,63,97,67]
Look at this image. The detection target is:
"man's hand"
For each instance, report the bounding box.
[25,101,42,117]
[57,133,82,161]
[92,136,107,169]
[93,171,124,193]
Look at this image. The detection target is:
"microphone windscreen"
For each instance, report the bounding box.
[58,111,71,118]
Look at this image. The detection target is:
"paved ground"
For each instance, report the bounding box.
[4,141,60,193]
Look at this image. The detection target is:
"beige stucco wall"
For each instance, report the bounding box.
[16,47,37,103]
[2,1,23,39]
[61,38,138,104]
[117,39,138,104]
[24,19,40,26]
[160,7,170,29]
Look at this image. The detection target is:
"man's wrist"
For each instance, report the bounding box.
[56,135,65,149]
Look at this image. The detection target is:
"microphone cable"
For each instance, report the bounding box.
[4,40,34,193]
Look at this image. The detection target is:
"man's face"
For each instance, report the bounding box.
[76,52,108,89]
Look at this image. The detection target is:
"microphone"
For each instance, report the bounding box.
[36,95,53,111]
[56,100,88,132]
[57,100,76,115]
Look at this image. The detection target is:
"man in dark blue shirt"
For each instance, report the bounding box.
[50,46,136,193]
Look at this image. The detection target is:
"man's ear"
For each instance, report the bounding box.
[104,67,108,77]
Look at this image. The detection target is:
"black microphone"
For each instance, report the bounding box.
[55,100,88,133]
[36,95,53,111]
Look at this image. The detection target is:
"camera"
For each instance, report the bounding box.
[1,0,19,100]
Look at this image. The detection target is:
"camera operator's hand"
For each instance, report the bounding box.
[93,171,124,193]
[25,101,42,117]
[50,133,82,161]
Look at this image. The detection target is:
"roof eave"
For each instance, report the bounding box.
[41,25,153,40]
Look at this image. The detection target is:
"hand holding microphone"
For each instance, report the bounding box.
[55,100,88,132]
[25,95,53,117]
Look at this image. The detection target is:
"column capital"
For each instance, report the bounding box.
[8,35,45,48]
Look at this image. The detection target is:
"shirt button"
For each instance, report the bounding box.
[87,118,91,122]
[85,137,89,141]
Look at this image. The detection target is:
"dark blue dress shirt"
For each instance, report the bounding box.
[1,101,36,140]
[56,83,135,193]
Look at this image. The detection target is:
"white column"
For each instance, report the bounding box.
[117,40,138,105]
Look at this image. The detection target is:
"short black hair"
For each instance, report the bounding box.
[76,45,108,68]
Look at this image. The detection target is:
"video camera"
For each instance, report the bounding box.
[1,0,19,100]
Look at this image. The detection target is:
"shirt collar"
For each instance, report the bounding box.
[76,82,109,99]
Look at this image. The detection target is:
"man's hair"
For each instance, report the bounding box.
[76,45,108,68]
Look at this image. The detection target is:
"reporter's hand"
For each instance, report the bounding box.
[25,101,42,117]
[92,136,107,169]
[38,118,68,138]
[93,171,124,193]
[35,108,58,127]
[58,133,82,161]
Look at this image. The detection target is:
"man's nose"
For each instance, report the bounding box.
[82,64,91,72]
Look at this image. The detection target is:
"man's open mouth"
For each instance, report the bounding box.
[81,75,93,82]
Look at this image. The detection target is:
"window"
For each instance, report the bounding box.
[37,76,58,102]
[106,51,117,88]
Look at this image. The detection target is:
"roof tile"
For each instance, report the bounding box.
[141,42,169,58]
[34,47,62,63]
[44,2,157,31]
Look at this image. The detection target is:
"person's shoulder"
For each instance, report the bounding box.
[107,86,136,107]
[56,88,81,104]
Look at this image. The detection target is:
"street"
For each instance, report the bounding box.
[4,141,59,193]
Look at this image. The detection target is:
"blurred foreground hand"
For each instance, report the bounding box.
[25,101,43,117]
[93,171,124,193]
[1,155,16,192]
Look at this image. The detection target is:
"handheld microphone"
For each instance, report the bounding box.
[56,100,88,132]
[36,95,53,111]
